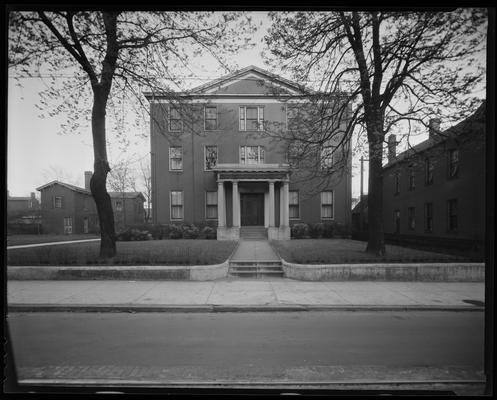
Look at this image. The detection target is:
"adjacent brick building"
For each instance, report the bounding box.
[382,101,486,249]
[37,172,145,234]
[145,65,352,240]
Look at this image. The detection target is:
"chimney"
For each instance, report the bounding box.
[387,134,397,163]
[84,171,93,190]
[429,118,441,138]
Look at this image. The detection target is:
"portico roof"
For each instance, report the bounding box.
[213,163,291,181]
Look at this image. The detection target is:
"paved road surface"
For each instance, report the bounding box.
[7,310,484,388]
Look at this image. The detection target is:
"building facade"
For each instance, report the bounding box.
[382,102,485,248]
[37,172,145,234]
[146,66,352,240]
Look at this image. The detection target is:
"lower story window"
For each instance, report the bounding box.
[63,217,72,234]
[206,191,218,219]
[407,207,415,231]
[447,199,458,232]
[320,191,333,219]
[289,190,299,219]
[425,202,433,232]
[170,191,183,220]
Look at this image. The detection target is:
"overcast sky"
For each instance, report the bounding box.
[8,11,462,200]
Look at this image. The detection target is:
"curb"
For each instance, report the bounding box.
[7,303,485,313]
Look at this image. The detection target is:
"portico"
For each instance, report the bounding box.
[214,164,291,240]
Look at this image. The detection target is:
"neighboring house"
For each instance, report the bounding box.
[351,194,368,237]
[108,192,146,230]
[36,175,99,235]
[145,65,352,240]
[382,101,485,250]
[7,191,40,220]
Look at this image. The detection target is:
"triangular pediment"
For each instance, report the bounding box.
[189,66,311,96]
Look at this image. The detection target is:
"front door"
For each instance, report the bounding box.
[241,193,264,226]
[83,217,89,233]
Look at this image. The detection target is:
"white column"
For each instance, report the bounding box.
[217,181,225,227]
[232,180,240,227]
[269,181,275,227]
[282,180,290,227]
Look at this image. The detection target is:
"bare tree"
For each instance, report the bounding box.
[41,165,81,186]
[264,9,487,255]
[9,9,255,257]
[135,161,152,223]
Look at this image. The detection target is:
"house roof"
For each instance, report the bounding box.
[383,101,486,170]
[36,180,91,195]
[143,65,317,99]
[108,192,146,201]
[352,195,368,214]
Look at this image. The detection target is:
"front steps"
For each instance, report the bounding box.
[229,260,284,278]
[240,226,267,240]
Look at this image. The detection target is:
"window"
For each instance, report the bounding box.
[408,167,415,191]
[204,146,218,170]
[205,191,218,219]
[168,107,182,131]
[424,202,433,233]
[289,191,300,219]
[447,199,458,232]
[320,147,334,170]
[240,146,265,164]
[407,207,415,231]
[425,158,434,185]
[286,106,299,131]
[448,149,459,178]
[320,191,333,219]
[54,196,63,208]
[394,209,401,233]
[394,171,400,195]
[170,191,183,220]
[239,106,264,131]
[83,197,88,211]
[115,200,123,212]
[204,106,217,130]
[169,147,183,171]
[63,217,72,234]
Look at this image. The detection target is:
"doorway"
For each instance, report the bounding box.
[240,193,264,226]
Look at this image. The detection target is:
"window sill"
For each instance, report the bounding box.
[169,170,183,173]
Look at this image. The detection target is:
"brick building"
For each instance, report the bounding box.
[382,101,486,249]
[145,66,352,240]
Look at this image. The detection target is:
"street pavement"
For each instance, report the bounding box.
[7,279,485,312]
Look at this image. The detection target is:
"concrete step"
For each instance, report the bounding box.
[240,227,268,240]
[229,261,284,278]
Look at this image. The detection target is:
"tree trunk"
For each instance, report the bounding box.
[90,87,116,258]
[365,134,386,255]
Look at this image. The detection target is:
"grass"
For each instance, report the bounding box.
[7,240,237,266]
[271,239,473,264]
[7,234,100,246]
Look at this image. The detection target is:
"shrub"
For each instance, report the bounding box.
[168,224,183,239]
[322,222,334,238]
[201,226,217,239]
[116,228,151,241]
[308,223,325,238]
[291,223,309,239]
[182,224,200,239]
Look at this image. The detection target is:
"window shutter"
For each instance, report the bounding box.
[61,196,64,209]
[52,196,54,209]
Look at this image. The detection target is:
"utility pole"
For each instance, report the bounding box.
[359,156,368,234]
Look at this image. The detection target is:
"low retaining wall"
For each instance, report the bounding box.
[282,260,485,282]
[8,261,229,281]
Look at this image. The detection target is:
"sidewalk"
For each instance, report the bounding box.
[7,279,485,312]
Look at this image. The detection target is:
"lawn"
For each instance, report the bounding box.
[271,239,470,264]
[7,234,100,247]
[7,240,237,266]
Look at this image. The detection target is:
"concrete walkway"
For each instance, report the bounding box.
[7,280,485,312]
[230,240,280,262]
[7,238,100,250]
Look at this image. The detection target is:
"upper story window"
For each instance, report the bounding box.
[448,148,459,178]
[408,167,416,191]
[205,145,218,170]
[239,106,264,131]
[204,106,217,130]
[240,145,265,164]
[168,107,183,132]
[286,106,299,131]
[54,196,63,208]
[394,171,400,195]
[169,147,183,171]
[320,147,334,170]
[425,158,434,185]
